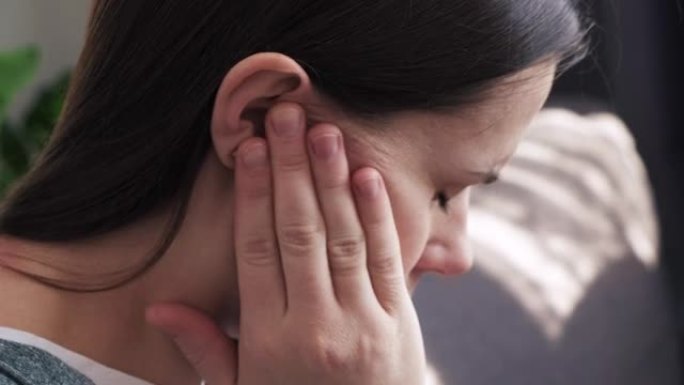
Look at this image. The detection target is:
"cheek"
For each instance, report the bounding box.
[341,135,431,276]
[383,179,432,276]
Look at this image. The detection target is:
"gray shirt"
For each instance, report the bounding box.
[0,328,153,385]
[0,339,94,385]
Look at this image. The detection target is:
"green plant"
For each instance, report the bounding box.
[0,46,69,197]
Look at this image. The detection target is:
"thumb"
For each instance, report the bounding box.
[146,303,238,385]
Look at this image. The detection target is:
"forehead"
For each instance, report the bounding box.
[357,63,557,182]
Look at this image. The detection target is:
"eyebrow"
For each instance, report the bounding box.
[467,170,500,185]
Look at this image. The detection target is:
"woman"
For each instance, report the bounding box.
[0,0,587,384]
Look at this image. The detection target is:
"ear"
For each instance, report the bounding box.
[210,52,312,169]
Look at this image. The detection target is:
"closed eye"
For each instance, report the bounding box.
[466,169,501,185]
[483,173,499,185]
[434,191,450,212]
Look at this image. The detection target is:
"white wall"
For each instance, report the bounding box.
[0,0,91,120]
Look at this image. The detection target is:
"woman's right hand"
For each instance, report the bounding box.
[147,102,427,385]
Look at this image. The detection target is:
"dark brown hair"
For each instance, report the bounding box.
[0,0,588,290]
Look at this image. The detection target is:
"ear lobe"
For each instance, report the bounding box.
[210,53,311,169]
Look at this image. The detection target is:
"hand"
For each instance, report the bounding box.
[146,102,427,385]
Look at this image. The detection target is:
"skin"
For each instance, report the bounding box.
[0,53,556,385]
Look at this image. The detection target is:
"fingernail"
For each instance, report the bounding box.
[272,106,302,137]
[242,144,267,169]
[356,175,380,198]
[311,134,340,160]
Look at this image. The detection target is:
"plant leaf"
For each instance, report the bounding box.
[0,160,19,199]
[23,70,70,155]
[0,46,40,122]
[0,121,29,176]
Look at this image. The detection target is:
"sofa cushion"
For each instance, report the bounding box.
[415,109,681,385]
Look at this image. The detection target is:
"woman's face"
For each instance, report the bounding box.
[310,62,557,293]
[173,61,556,319]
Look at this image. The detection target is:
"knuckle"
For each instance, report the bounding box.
[279,223,323,251]
[275,152,309,172]
[327,235,366,273]
[303,334,353,372]
[299,329,386,373]
[240,237,278,266]
[368,250,398,275]
[354,332,385,363]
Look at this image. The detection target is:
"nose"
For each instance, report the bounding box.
[414,190,474,276]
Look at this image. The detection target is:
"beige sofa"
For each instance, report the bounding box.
[416,109,681,385]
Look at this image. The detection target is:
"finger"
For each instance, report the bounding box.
[267,103,333,308]
[145,304,237,385]
[307,124,374,306]
[234,138,287,320]
[352,168,408,312]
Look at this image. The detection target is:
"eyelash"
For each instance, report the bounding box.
[434,191,451,212]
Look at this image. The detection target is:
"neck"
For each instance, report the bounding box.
[0,152,238,384]
[0,265,201,385]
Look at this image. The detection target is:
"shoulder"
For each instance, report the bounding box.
[0,372,20,385]
[0,339,94,385]
[0,372,22,385]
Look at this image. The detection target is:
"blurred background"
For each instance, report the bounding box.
[0,0,89,192]
[0,1,682,384]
